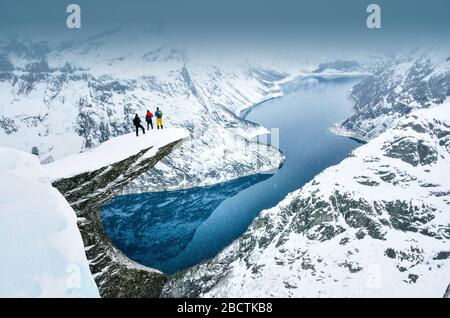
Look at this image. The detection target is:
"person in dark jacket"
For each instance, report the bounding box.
[145,110,154,130]
[133,114,145,136]
[155,107,163,129]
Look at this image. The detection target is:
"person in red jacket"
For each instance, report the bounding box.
[145,110,154,130]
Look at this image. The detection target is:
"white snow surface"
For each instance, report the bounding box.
[47,127,189,182]
[0,147,99,298]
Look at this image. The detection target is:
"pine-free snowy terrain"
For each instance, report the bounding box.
[163,103,450,298]
[0,147,99,297]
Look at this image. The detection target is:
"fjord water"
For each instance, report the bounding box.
[102,77,362,274]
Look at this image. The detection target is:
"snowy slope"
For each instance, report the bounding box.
[0,147,99,297]
[163,103,450,298]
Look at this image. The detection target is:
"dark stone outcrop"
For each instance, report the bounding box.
[52,138,187,297]
[444,284,450,298]
[384,137,438,167]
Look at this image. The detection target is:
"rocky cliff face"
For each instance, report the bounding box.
[163,104,450,298]
[51,135,187,297]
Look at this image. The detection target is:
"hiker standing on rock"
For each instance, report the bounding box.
[133,114,145,136]
[155,107,163,129]
[145,110,154,130]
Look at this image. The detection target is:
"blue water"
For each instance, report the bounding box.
[102,76,362,274]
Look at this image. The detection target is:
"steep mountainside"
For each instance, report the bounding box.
[334,49,450,141]
[163,103,450,298]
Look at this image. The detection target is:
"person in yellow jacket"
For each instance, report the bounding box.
[155,107,163,129]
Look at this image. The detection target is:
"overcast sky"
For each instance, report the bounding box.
[1,0,449,51]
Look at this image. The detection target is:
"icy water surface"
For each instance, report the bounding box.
[102,76,362,274]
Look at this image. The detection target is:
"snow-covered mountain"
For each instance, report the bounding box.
[163,103,450,298]
[0,29,378,193]
[334,48,450,141]
[0,146,99,297]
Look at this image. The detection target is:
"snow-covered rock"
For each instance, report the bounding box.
[163,103,450,298]
[0,147,99,297]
